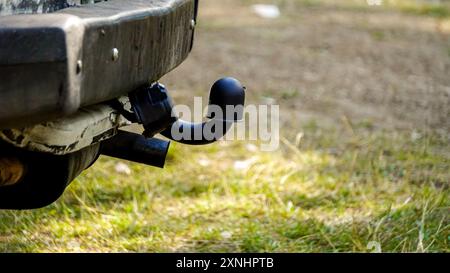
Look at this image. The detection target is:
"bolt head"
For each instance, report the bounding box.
[190,19,196,29]
[76,60,82,74]
[112,48,119,61]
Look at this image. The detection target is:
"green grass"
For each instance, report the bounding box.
[279,0,450,18]
[401,5,450,18]
[0,124,448,252]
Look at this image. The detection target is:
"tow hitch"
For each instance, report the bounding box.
[101,77,245,168]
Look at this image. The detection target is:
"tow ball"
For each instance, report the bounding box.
[101,77,246,168]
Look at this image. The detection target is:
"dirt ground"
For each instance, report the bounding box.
[163,0,450,134]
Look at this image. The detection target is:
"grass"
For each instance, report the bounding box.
[0,123,448,252]
[386,0,450,18]
[276,0,450,18]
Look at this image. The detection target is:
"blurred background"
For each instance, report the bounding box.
[0,0,449,252]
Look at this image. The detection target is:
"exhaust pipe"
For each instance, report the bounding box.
[101,130,170,168]
[0,156,25,187]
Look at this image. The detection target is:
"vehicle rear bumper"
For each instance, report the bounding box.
[0,0,197,128]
